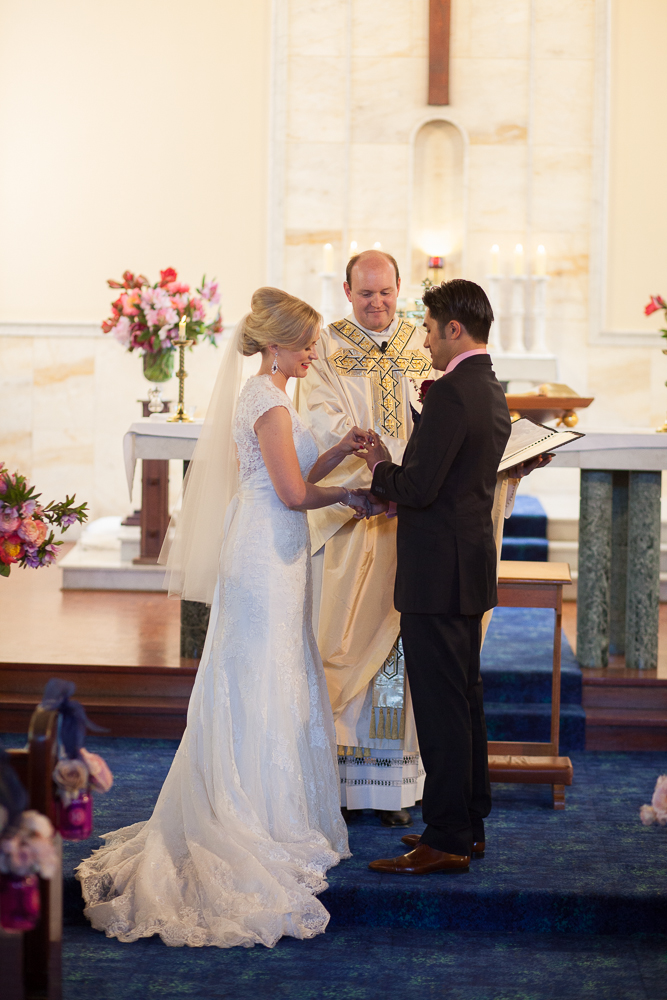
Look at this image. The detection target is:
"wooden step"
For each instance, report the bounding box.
[584,706,667,750]
[583,685,667,710]
[0,692,189,739]
[0,661,197,699]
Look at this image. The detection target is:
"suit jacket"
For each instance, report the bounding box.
[371,354,511,616]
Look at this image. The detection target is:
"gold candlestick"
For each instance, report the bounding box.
[167,315,194,423]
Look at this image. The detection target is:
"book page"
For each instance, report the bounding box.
[499,417,583,472]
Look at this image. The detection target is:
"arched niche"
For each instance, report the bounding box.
[410,119,465,289]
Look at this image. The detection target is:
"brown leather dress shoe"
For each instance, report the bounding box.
[368,843,470,874]
[400,833,485,858]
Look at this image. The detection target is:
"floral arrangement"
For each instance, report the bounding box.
[645,294,667,331]
[0,464,88,577]
[102,267,222,358]
[639,774,667,826]
[53,748,113,805]
[0,751,57,881]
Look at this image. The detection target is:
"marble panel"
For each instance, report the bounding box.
[287,56,346,144]
[347,143,409,231]
[350,56,428,145]
[351,0,426,59]
[532,146,592,233]
[31,338,96,517]
[452,58,528,143]
[533,58,594,147]
[0,337,34,473]
[535,0,595,60]
[466,0,530,60]
[467,145,528,233]
[586,352,653,428]
[284,142,346,231]
[289,0,347,58]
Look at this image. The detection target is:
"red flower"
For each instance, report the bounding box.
[159,268,178,287]
[0,534,24,564]
[419,379,435,403]
[107,279,124,289]
[645,295,666,316]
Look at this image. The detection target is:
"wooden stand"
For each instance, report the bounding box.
[489,560,574,809]
[1,706,62,1000]
[133,400,171,566]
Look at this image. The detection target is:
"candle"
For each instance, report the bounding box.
[349,241,358,256]
[535,245,546,276]
[490,245,500,275]
[178,314,187,338]
[323,243,334,273]
[513,244,524,276]
[373,241,382,250]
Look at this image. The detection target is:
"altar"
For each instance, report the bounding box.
[549,431,667,670]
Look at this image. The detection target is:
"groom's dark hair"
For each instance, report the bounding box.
[423,279,494,344]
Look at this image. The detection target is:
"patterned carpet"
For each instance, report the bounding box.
[2,603,666,999]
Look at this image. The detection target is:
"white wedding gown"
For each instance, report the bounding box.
[76,375,350,948]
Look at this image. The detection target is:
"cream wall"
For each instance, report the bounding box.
[0,0,270,521]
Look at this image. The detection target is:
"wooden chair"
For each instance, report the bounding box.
[488,561,574,809]
[0,706,62,1000]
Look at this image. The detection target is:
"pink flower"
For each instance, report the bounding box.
[0,534,24,564]
[190,297,206,322]
[639,774,667,825]
[113,315,132,347]
[166,281,190,295]
[18,518,47,546]
[200,280,220,304]
[0,810,57,878]
[644,295,666,316]
[53,758,89,806]
[0,511,20,534]
[80,748,114,793]
[159,267,177,287]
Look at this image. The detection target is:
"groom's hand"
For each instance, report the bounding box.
[350,489,389,520]
[363,430,391,471]
[506,453,554,478]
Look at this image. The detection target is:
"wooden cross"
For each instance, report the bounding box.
[328,319,432,439]
[429,0,451,105]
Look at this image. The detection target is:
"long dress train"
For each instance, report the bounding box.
[76,375,350,948]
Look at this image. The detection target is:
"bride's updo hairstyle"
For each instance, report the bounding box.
[239,287,322,357]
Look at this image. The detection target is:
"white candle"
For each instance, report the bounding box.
[349,241,358,256]
[490,244,500,275]
[513,243,524,276]
[535,245,546,276]
[373,241,382,250]
[323,243,334,273]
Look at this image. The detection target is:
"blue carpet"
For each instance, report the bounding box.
[481,607,585,751]
[501,494,549,562]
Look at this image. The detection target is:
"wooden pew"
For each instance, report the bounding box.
[0,706,62,1000]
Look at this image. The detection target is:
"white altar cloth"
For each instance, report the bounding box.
[549,428,667,470]
[123,416,203,497]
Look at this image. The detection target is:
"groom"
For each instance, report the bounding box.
[359,279,512,874]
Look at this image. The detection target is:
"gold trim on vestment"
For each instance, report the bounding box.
[328,318,431,439]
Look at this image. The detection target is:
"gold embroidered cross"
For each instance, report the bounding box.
[328,319,432,438]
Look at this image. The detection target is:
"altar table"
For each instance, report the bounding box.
[550,431,667,670]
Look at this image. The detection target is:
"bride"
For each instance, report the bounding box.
[76,288,370,949]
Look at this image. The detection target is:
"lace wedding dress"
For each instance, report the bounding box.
[76,375,350,948]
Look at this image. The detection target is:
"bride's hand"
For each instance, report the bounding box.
[338,426,368,456]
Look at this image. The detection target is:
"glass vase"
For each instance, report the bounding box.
[143,350,175,383]
[0,873,41,932]
[55,789,93,841]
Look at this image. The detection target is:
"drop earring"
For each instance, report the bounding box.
[271,351,279,375]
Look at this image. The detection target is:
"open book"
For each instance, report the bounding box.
[498,416,583,473]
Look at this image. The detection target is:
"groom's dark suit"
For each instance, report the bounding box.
[371,354,511,856]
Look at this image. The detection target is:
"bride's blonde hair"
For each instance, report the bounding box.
[239,287,322,357]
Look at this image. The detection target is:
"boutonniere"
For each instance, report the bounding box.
[411,379,434,405]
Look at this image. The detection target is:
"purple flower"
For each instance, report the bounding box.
[21,500,36,517]
[23,547,43,568]
[60,512,79,528]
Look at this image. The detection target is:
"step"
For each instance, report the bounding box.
[501,537,549,561]
[583,683,667,711]
[481,663,582,705]
[0,662,197,699]
[484,702,586,752]
[0,692,189,739]
[504,495,547,539]
[585,707,667,750]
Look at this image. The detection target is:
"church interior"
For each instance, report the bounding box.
[1,0,666,997]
